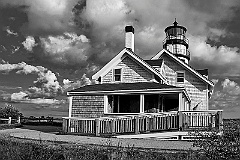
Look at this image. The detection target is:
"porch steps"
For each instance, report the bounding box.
[114,131,192,140]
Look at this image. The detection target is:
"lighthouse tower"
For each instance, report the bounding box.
[163,20,190,64]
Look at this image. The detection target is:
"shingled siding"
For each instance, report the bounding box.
[102,56,153,83]
[162,55,208,110]
[71,95,104,118]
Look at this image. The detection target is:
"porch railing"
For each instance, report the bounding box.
[180,111,221,130]
[62,110,223,136]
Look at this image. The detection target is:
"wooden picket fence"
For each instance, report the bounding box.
[0,117,21,125]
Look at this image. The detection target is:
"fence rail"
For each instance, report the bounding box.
[62,110,223,136]
[0,117,21,125]
[20,117,62,124]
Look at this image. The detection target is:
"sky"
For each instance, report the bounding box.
[0,0,240,118]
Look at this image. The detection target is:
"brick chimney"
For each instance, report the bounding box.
[125,26,134,52]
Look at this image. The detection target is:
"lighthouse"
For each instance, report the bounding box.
[163,20,190,64]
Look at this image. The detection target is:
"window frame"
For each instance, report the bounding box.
[113,68,122,82]
[176,71,185,83]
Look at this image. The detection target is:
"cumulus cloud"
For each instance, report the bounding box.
[31,70,62,97]
[189,36,240,76]
[11,91,28,101]
[210,78,240,110]
[0,61,44,74]
[62,73,91,91]
[0,60,93,104]
[0,62,26,73]
[211,79,219,85]
[222,79,240,96]
[0,61,62,99]
[0,59,94,102]
[22,36,37,51]
[39,32,91,66]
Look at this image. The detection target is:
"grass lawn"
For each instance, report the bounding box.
[21,125,62,133]
[0,119,239,159]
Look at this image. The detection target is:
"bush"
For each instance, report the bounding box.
[0,104,22,119]
[192,119,240,160]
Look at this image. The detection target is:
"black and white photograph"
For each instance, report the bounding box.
[0,0,240,159]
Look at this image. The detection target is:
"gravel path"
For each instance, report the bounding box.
[0,128,197,151]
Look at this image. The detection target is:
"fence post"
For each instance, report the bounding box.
[178,111,183,131]
[62,118,67,133]
[145,116,150,133]
[8,117,11,125]
[17,116,21,124]
[218,111,223,132]
[95,118,100,136]
[135,116,139,134]
[210,114,215,128]
[111,119,116,135]
[68,118,71,133]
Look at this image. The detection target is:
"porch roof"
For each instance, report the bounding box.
[68,82,180,93]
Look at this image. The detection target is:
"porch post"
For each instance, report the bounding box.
[68,96,73,117]
[178,111,183,131]
[178,93,183,111]
[104,95,108,113]
[68,96,73,133]
[140,95,144,113]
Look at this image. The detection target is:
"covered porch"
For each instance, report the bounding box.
[64,82,223,137]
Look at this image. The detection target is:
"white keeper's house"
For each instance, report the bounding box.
[63,21,223,138]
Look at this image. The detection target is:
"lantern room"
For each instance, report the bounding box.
[163,20,190,64]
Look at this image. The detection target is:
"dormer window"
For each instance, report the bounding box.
[113,68,121,82]
[177,71,184,83]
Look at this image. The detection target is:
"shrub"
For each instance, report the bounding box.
[192,119,240,160]
[0,104,22,119]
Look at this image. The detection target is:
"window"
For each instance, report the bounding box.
[114,69,121,81]
[177,72,184,83]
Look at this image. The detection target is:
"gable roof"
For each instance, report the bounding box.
[92,48,167,83]
[151,49,214,87]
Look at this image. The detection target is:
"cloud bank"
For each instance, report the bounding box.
[0,61,62,99]
[0,61,93,104]
[1,0,240,77]
[210,79,240,110]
